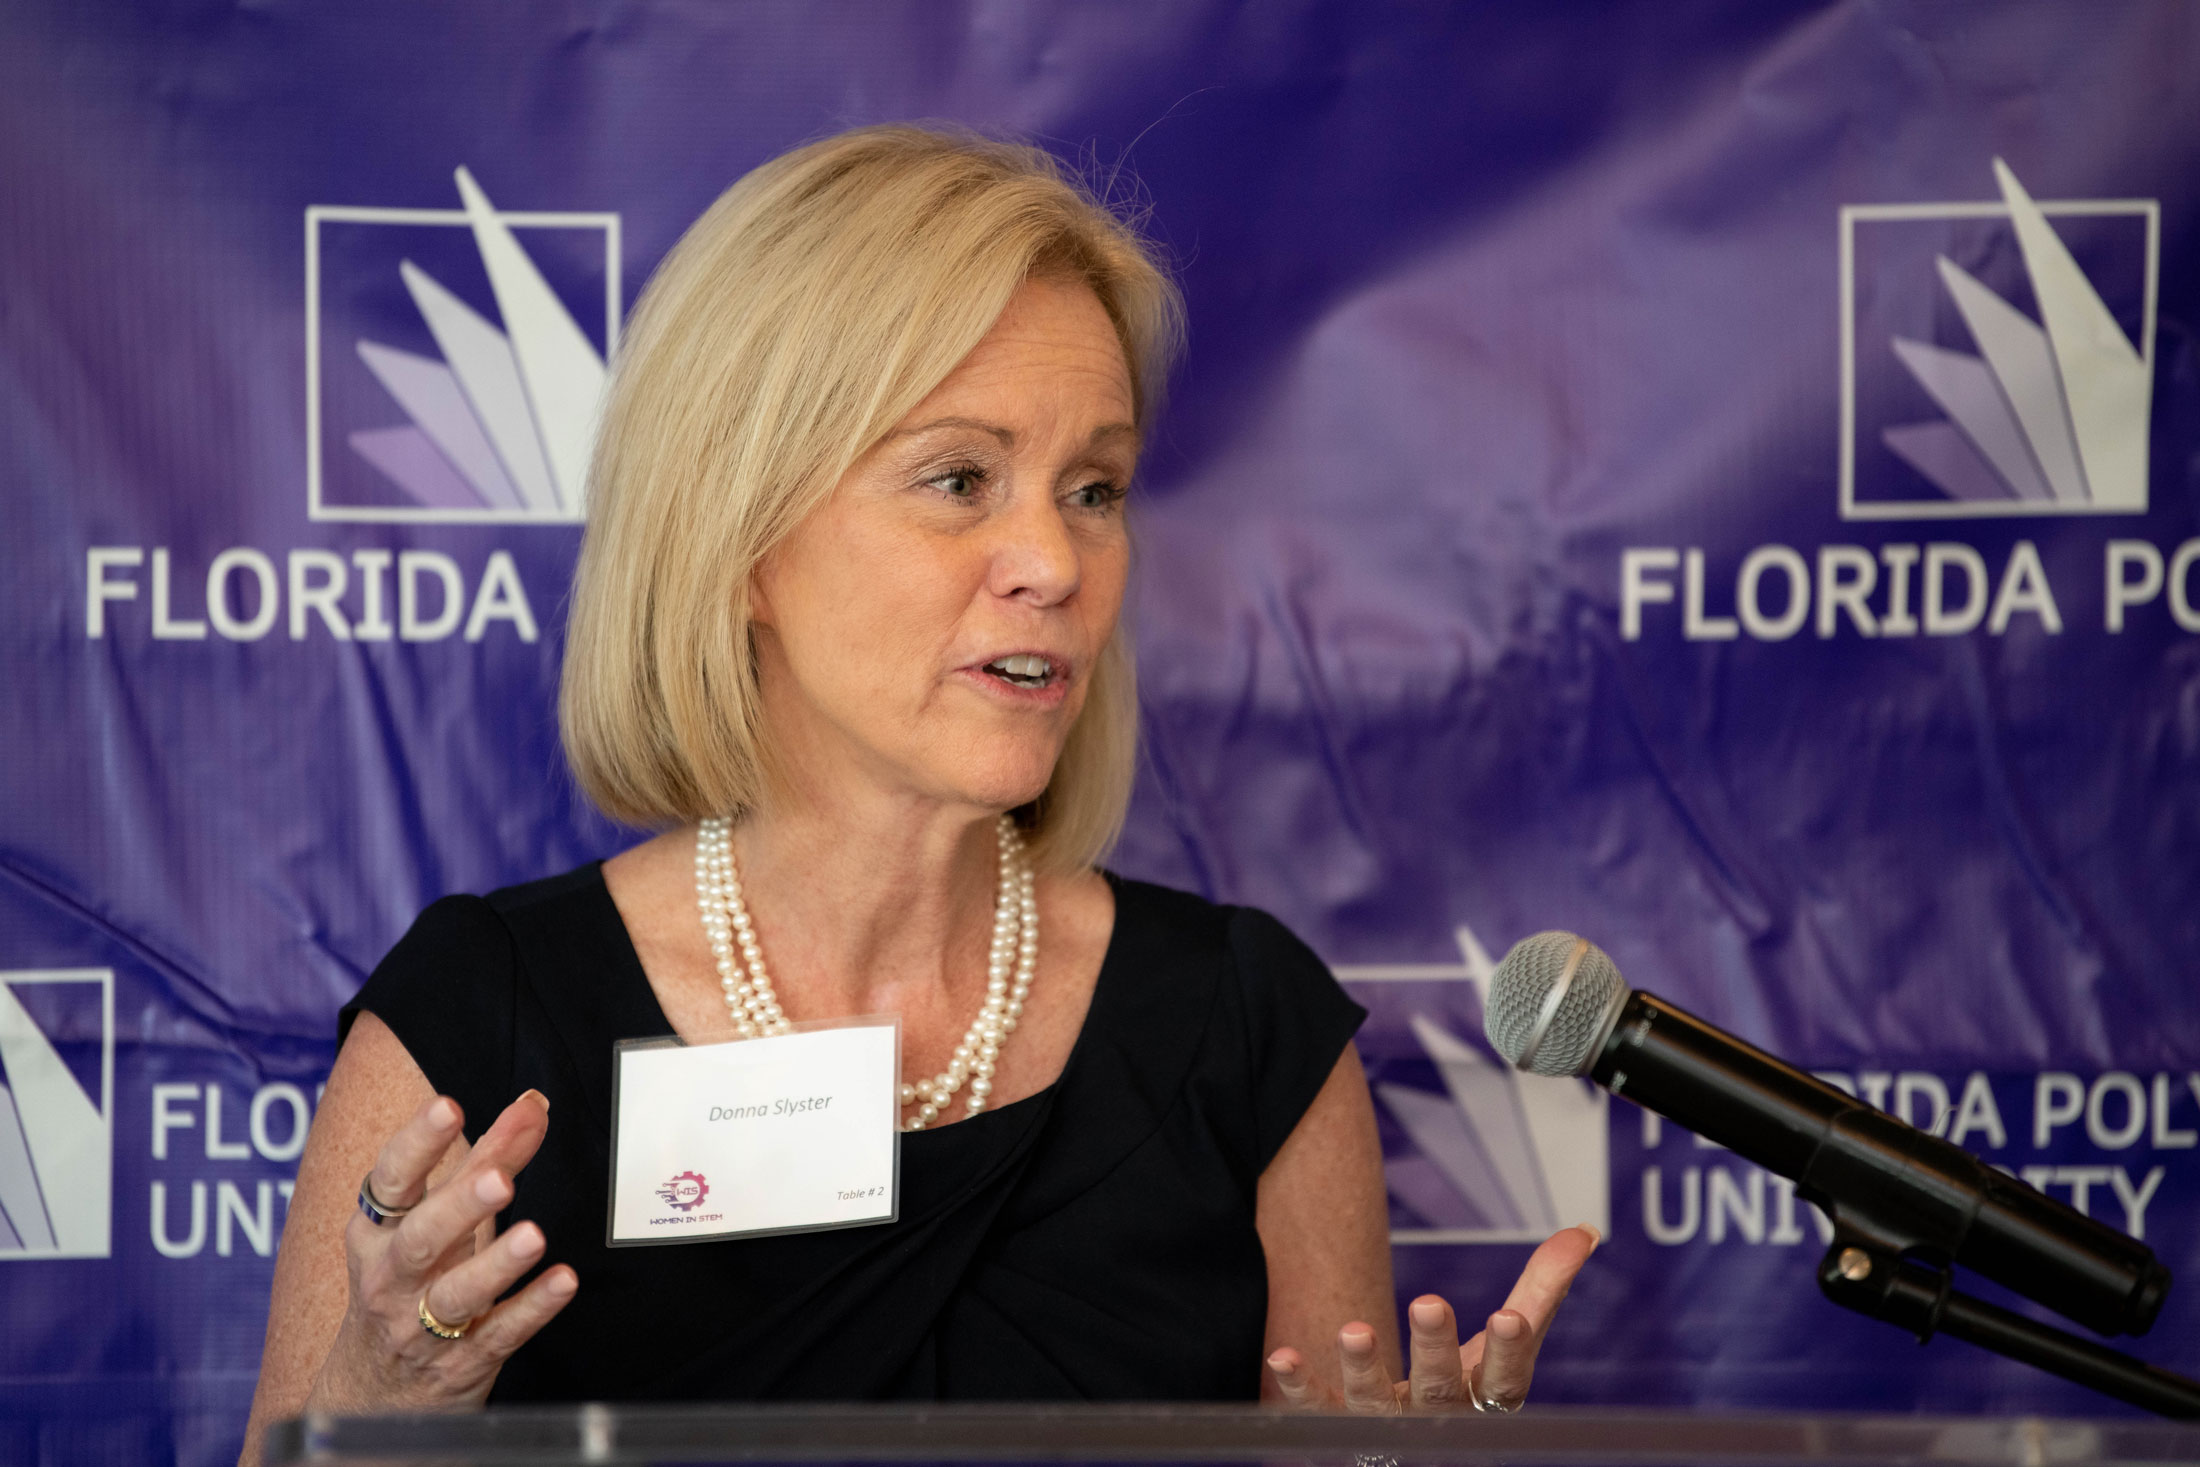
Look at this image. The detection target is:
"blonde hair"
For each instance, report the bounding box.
[560,124,1183,873]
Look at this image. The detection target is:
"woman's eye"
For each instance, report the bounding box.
[927,468,984,499]
[1069,480,1122,510]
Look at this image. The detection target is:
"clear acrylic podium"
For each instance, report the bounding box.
[264,1403,2200,1466]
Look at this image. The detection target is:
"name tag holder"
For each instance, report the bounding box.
[606,1014,902,1248]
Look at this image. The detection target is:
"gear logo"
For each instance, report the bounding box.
[656,1170,709,1213]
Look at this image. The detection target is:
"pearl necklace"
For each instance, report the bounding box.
[693,814,1037,1131]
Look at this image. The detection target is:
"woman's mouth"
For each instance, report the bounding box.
[981,653,1057,690]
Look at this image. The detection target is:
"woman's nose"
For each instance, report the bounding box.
[987,486,1083,606]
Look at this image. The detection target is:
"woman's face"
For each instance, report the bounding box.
[750,276,1137,818]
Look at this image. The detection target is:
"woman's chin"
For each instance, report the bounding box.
[929,757,1058,817]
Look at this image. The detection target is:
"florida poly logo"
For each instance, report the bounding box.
[656,1170,709,1213]
[0,970,113,1259]
[1840,159,2157,519]
[305,168,620,524]
[1336,924,1607,1245]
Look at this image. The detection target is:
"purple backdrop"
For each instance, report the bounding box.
[3,2,2198,1461]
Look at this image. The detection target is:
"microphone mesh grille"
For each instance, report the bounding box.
[1485,931,1627,1076]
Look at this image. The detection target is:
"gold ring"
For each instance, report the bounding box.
[418,1294,471,1341]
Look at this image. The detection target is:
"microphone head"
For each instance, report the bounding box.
[1485,931,1630,1076]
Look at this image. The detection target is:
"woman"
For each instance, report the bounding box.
[242,125,1593,1458]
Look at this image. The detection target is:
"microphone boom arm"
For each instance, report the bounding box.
[1817,1235,2200,1418]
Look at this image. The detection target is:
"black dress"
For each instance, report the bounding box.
[341,865,1365,1402]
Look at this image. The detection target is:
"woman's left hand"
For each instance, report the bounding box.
[1265,1223,1598,1413]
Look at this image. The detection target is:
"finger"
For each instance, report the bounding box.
[1472,1308,1535,1410]
[453,1090,552,1185]
[421,1220,548,1329]
[1497,1223,1599,1338]
[1457,1322,1488,1381]
[1264,1347,1324,1411]
[367,1095,464,1211]
[1336,1322,1399,1415]
[380,1160,515,1291]
[462,1264,580,1361]
[1404,1295,1466,1408]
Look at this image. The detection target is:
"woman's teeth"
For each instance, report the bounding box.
[985,654,1054,687]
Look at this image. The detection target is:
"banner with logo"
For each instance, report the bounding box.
[3,2,2197,1459]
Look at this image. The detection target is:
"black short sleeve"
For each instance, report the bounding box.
[1224,906,1367,1171]
[339,894,519,1145]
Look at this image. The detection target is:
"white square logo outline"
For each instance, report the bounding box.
[0,967,115,1261]
[304,201,621,525]
[1837,192,2159,521]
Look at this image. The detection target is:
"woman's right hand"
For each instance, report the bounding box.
[303,1089,578,1414]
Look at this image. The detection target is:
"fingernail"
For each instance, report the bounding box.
[1339,1324,1374,1353]
[1410,1298,1445,1330]
[546,1268,578,1300]
[1490,1310,1526,1341]
[475,1171,510,1206]
[511,1224,545,1260]
[1267,1352,1293,1375]
[430,1098,460,1130]
[1576,1221,1602,1248]
[523,1088,550,1112]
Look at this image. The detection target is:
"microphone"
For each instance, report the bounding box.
[1484,931,2171,1340]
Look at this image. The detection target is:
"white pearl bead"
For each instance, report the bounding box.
[699,818,1034,1105]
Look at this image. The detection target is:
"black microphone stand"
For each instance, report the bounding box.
[1817,1234,2200,1418]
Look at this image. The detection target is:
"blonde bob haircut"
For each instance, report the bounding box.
[560,124,1184,873]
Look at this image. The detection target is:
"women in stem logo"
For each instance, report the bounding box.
[656,1170,709,1213]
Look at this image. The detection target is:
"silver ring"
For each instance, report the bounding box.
[1467,1363,1521,1414]
[357,1173,413,1227]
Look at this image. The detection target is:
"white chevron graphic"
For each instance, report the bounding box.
[0,970,112,1260]
[1337,924,1608,1245]
[1868,160,2154,515]
[306,174,619,523]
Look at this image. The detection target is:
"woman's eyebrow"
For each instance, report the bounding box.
[883,418,1140,452]
[885,416,1014,445]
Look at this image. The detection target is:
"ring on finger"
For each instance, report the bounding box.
[418,1294,472,1341]
[357,1173,413,1227]
[1467,1363,1520,1415]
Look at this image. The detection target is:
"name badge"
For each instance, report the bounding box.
[607,1017,900,1246]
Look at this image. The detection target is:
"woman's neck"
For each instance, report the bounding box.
[726,790,1006,1020]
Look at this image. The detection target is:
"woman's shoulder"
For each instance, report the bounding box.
[1094,874,1365,1173]
[1104,872,1333,978]
[480,860,616,930]
[367,862,611,964]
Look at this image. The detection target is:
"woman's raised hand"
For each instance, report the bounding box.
[1266,1224,1596,1413]
[304,1089,577,1414]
